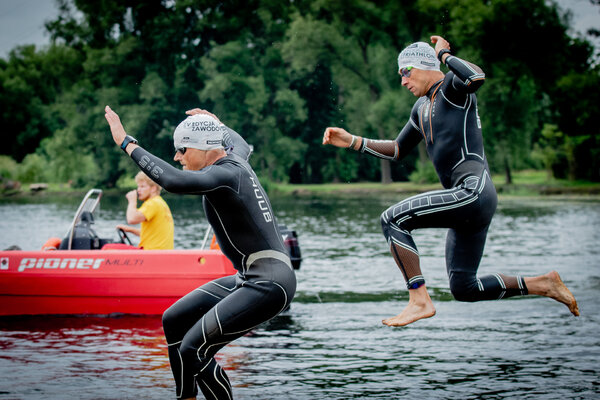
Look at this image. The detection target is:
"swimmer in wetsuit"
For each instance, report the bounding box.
[105,106,296,399]
[323,35,579,327]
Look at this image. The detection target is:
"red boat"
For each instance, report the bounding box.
[0,189,301,316]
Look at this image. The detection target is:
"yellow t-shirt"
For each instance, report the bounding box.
[138,195,174,250]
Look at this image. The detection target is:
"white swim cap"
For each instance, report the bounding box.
[173,114,225,151]
[397,42,440,71]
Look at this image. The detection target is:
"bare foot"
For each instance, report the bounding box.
[546,271,580,316]
[527,271,580,316]
[382,300,436,327]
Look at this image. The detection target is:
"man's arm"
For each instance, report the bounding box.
[125,190,146,224]
[116,224,141,237]
[129,147,228,194]
[322,119,422,162]
[322,127,357,149]
[105,106,233,194]
[105,106,140,155]
[222,126,252,160]
[431,35,485,93]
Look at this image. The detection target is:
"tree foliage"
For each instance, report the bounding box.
[0,0,598,187]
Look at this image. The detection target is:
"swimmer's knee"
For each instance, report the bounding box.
[380,208,412,234]
[450,288,478,302]
[179,340,207,367]
[380,211,387,228]
[162,304,177,328]
[380,211,395,237]
[449,273,480,302]
[162,303,187,340]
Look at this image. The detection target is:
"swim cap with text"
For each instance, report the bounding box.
[173,114,225,151]
[397,42,440,72]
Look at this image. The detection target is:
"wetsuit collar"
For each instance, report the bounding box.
[216,152,246,165]
[426,78,444,98]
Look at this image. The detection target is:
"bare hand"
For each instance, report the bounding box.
[186,108,221,123]
[125,190,137,203]
[104,106,127,146]
[323,127,353,148]
[430,35,450,57]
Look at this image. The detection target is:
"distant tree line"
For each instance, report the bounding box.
[1,0,598,188]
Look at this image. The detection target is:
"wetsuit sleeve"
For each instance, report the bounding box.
[222,126,251,161]
[359,115,423,161]
[129,147,231,194]
[444,55,485,93]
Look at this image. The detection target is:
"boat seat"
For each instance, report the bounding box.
[80,210,94,223]
[59,211,109,250]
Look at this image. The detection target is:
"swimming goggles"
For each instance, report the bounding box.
[175,146,187,155]
[400,66,413,78]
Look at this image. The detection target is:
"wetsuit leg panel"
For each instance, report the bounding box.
[446,226,527,301]
[173,261,295,399]
[162,275,238,399]
[443,175,527,302]
[179,278,291,399]
[445,225,489,301]
[381,177,483,289]
[389,239,423,289]
[163,275,238,341]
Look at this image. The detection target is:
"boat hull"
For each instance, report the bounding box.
[0,249,237,316]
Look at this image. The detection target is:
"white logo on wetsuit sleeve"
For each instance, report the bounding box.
[249,176,273,223]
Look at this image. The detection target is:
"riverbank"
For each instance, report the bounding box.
[2,170,600,199]
[270,173,600,197]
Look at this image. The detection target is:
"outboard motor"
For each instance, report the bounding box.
[279,224,302,270]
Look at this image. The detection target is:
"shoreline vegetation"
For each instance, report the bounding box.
[274,181,600,197]
[2,1,599,199]
[2,170,599,199]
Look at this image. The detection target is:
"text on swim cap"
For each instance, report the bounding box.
[400,51,436,59]
[185,121,221,131]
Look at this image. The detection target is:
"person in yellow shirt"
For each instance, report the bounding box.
[116,171,174,249]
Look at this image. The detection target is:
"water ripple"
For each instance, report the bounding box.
[0,195,599,399]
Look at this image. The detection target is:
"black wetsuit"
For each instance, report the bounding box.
[128,128,296,399]
[362,55,527,301]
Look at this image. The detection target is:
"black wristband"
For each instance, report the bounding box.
[437,49,451,63]
[120,135,138,152]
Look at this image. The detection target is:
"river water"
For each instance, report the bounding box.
[0,192,599,399]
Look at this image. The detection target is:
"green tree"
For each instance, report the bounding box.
[0,44,83,160]
[416,0,597,182]
[552,67,600,181]
[531,124,566,179]
[282,1,415,184]
[478,66,540,184]
[0,156,18,180]
[193,2,310,182]
[2,0,598,187]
